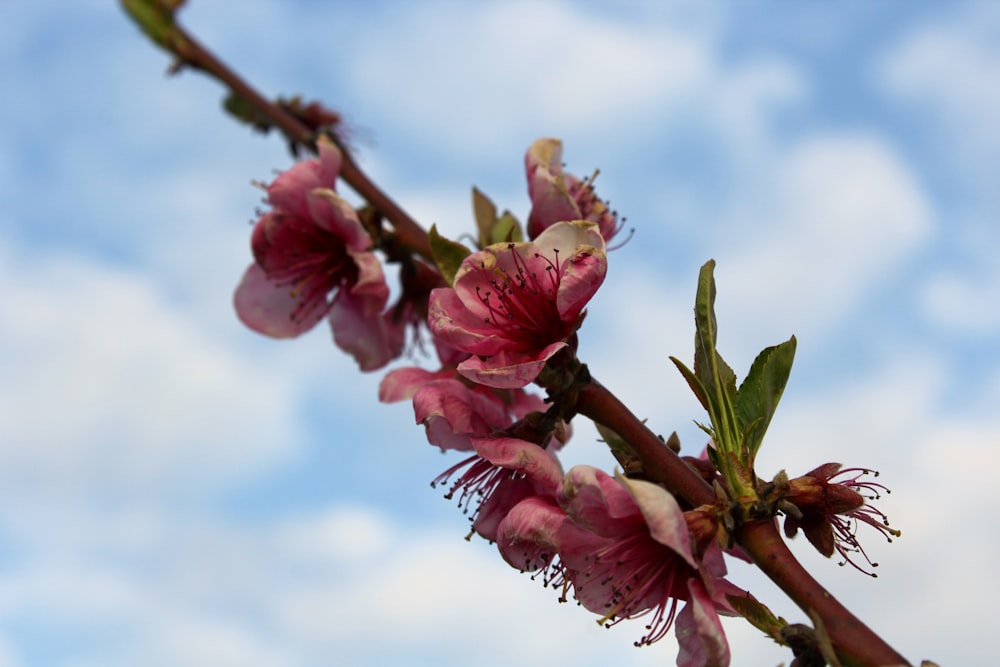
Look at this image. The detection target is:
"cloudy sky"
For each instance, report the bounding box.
[2,1,998,665]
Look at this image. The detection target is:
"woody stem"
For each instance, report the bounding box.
[163,20,434,261]
[575,379,910,667]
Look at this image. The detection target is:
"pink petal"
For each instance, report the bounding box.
[618,475,697,568]
[428,288,512,356]
[267,139,342,218]
[307,189,373,252]
[347,250,391,315]
[328,291,400,371]
[378,367,441,403]
[472,436,564,494]
[497,496,567,572]
[675,579,731,667]
[413,379,510,452]
[557,465,645,538]
[457,342,566,389]
[556,245,607,321]
[233,263,327,338]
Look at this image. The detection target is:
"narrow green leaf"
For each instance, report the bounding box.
[489,210,524,245]
[120,0,186,51]
[735,336,796,461]
[690,260,738,450]
[669,356,710,412]
[223,92,273,130]
[428,224,472,287]
[726,593,787,643]
[471,187,497,249]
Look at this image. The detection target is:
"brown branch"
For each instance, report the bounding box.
[576,378,911,667]
[153,18,434,261]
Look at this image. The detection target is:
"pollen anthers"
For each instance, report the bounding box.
[783,462,901,577]
[475,244,563,333]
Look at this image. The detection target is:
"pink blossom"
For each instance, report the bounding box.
[382,358,567,542]
[428,220,607,389]
[783,462,900,576]
[436,436,564,542]
[525,138,625,243]
[234,138,400,371]
[555,466,734,661]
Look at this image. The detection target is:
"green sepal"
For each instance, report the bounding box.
[726,593,787,643]
[735,336,796,462]
[223,92,273,132]
[472,187,524,248]
[120,0,186,52]
[491,210,523,245]
[594,422,644,477]
[428,224,472,287]
[690,260,739,451]
[472,187,496,248]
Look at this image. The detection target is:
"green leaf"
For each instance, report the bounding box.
[490,210,524,245]
[472,188,524,247]
[223,92,273,130]
[120,0,185,51]
[669,356,710,413]
[690,260,738,450]
[735,336,796,462]
[471,187,497,249]
[726,593,787,643]
[428,224,472,287]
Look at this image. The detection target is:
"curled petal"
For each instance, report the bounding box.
[618,474,697,568]
[497,496,567,572]
[267,138,342,218]
[675,579,731,667]
[308,189,375,252]
[378,367,442,403]
[457,342,567,389]
[413,379,510,452]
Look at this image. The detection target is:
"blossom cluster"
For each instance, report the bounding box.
[231,136,899,667]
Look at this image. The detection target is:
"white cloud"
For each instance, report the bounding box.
[0,239,304,502]
[336,1,804,159]
[918,218,1000,336]
[714,132,931,352]
[878,3,1000,167]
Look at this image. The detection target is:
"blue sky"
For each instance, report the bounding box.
[1,1,998,665]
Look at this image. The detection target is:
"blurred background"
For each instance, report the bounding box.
[1,1,998,665]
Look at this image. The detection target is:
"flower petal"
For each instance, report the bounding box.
[497,496,567,572]
[234,263,327,338]
[675,579,731,667]
[618,474,697,568]
[457,342,566,389]
[328,291,400,371]
[267,138,342,218]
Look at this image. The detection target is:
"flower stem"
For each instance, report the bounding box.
[737,519,909,667]
[575,379,715,506]
[575,378,910,667]
[150,17,434,261]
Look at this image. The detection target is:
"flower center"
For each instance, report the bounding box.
[474,245,574,348]
[574,531,691,646]
[261,217,356,323]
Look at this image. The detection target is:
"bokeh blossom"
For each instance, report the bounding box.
[234,138,400,370]
[525,138,625,243]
